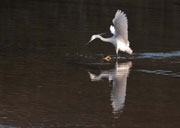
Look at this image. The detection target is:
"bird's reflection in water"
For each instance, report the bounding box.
[88,61,132,115]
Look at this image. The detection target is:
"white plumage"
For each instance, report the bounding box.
[87,10,133,58]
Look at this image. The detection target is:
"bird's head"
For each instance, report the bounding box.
[89,35,96,42]
[86,33,106,45]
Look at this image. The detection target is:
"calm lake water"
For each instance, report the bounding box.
[0,0,180,128]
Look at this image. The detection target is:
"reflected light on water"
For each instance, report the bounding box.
[136,51,180,59]
[88,61,132,115]
[138,69,180,78]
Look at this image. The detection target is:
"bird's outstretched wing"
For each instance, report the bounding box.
[112,10,128,42]
[110,25,115,35]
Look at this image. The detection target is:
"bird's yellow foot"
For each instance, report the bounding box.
[103,56,112,61]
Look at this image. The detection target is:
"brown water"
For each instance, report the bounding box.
[0,0,180,128]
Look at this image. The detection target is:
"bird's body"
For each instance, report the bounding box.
[87,10,133,58]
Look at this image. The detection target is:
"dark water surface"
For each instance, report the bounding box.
[0,0,180,128]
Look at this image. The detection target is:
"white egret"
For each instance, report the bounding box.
[87,10,133,58]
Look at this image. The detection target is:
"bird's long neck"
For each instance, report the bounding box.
[97,35,113,43]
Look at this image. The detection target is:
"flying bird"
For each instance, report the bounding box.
[87,10,133,58]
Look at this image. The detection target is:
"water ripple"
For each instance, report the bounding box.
[136,51,180,59]
[138,69,180,78]
[66,51,180,62]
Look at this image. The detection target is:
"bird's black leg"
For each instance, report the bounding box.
[116,50,119,60]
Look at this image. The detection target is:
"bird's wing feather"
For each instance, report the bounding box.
[110,25,115,35]
[112,10,128,42]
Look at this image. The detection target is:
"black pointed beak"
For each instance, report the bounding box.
[86,39,92,46]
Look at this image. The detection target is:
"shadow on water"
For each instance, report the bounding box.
[88,61,132,117]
